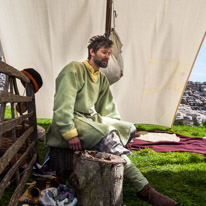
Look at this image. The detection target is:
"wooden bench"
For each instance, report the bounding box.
[0,61,38,206]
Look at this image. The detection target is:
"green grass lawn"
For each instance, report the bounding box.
[1,119,206,206]
[124,149,206,206]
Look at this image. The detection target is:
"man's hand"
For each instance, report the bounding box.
[68,136,82,151]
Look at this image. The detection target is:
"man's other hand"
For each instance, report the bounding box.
[68,136,82,151]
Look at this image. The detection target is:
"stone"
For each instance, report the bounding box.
[175,81,206,126]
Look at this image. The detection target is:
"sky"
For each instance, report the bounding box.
[189,38,206,82]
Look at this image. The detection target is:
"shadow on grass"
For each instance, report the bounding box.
[123,169,206,206]
[0,185,16,206]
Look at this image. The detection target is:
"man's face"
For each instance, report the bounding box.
[92,47,111,68]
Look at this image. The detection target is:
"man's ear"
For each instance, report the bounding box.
[90,49,95,57]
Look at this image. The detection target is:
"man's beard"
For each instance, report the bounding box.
[93,56,108,68]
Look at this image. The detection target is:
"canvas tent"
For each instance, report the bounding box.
[0,0,206,127]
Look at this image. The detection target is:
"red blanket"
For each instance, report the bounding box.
[130,131,206,158]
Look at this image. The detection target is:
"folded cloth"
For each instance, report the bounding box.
[136,133,180,142]
[130,131,206,158]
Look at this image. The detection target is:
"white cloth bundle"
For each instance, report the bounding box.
[101,30,124,85]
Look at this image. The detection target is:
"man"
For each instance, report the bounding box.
[45,35,177,206]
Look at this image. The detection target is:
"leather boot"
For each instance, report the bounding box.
[137,184,178,206]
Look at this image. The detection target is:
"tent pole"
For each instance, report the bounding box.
[105,0,113,38]
[0,39,6,63]
[171,31,206,127]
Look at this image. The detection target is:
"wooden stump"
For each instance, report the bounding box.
[70,151,126,206]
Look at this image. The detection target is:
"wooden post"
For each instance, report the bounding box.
[26,82,38,156]
[105,0,113,37]
[70,151,126,206]
[0,39,6,63]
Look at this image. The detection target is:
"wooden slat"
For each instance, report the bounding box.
[13,78,24,115]
[9,77,20,184]
[0,75,9,122]
[0,92,32,103]
[0,112,33,135]
[13,77,20,96]
[0,141,36,199]
[0,61,38,202]
[0,127,34,175]
[26,83,38,154]
[0,61,30,83]
[8,154,37,206]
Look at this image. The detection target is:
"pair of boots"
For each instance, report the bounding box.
[137,184,178,206]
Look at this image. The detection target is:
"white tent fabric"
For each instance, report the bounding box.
[0,0,206,127]
[0,0,106,119]
[111,0,206,127]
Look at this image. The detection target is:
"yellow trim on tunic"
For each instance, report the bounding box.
[62,128,78,140]
[84,60,100,83]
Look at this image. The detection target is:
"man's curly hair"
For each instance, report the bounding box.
[87,35,113,60]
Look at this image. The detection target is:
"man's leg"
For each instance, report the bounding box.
[93,130,177,206]
[121,154,148,192]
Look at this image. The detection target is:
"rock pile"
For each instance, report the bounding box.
[175,81,206,126]
[0,73,6,91]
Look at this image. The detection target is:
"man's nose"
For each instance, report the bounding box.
[105,53,110,59]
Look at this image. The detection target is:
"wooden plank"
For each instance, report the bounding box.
[0,112,33,135]
[0,92,32,103]
[0,141,35,199]
[26,83,38,154]
[8,154,37,206]
[0,127,34,175]
[0,61,30,83]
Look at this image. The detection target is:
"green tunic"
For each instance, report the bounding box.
[45,61,133,149]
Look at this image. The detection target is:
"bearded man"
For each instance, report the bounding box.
[45,35,177,206]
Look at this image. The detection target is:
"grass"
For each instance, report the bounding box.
[124,149,206,206]
[1,116,206,205]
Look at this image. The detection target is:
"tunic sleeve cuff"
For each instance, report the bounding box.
[62,128,78,140]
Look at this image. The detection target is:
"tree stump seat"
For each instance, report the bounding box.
[49,149,126,206]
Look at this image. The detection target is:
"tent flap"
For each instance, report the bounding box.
[0,0,206,127]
